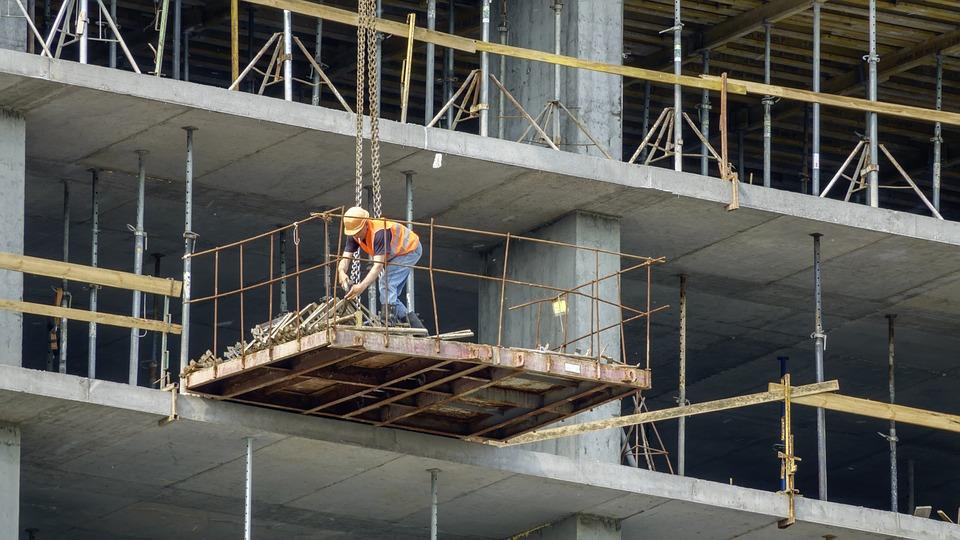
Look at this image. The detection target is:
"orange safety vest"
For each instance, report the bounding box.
[355,218,420,258]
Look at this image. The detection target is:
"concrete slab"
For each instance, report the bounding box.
[1,366,957,540]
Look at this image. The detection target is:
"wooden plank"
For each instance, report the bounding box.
[0,299,181,334]
[490,380,840,447]
[772,384,960,434]
[0,252,182,297]
[706,76,960,127]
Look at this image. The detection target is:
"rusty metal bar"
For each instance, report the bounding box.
[240,244,246,364]
[429,219,440,343]
[646,265,652,370]
[213,251,220,355]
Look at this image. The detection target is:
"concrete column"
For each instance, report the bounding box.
[0,423,21,540]
[525,514,621,540]
[0,109,25,368]
[493,0,623,159]
[0,6,27,52]
[479,211,621,463]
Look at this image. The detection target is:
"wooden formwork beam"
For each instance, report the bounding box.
[0,299,181,334]
[489,380,841,447]
[0,252,182,297]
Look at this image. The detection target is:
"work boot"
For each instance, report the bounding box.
[384,305,404,327]
[405,311,426,330]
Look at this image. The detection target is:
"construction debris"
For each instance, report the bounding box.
[182,297,472,377]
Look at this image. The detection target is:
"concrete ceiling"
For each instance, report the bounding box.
[3,51,960,517]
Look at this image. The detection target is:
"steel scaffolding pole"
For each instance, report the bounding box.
[445,0,454,128]
[78,0,88,63]
[88,169,99,379]
[677,274,687,476]
[933,53,943,212]
[312,15,323,106]
[887,313,898,512]
[480,0,491,137]
[425,0,436,122]
[173,0,181,79]
[129,150,147,386]
[429,469,440,540]
[812,1,821,195]
[245,437,253,540]
[283,9,293,101]
[700,52,710,177]
[812,232,827,501]
[179,127,197,384]
[762,22,773,189]
[497,0,507,139]
[673,0,682,172]
[641,81,651,163]
[183,31,190,82]
[405,171,415,312]
[867,0,879,207]
[60,181,69,374]
[552,0,562,143]
[109,0,117,67]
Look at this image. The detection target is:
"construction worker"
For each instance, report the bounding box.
[337,206,425,329]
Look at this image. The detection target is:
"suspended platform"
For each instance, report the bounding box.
[184,327,651,442]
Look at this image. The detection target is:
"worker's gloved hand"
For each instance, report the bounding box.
[344,283,365,300]
[338,270,350,292]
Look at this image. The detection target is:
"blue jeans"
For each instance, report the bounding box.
[379,243,421,319]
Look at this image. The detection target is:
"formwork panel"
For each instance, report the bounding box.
[184,327,650,442]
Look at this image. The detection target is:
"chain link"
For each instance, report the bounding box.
[351,0,383,287]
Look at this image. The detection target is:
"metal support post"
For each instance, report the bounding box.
[425,0,436,122]
[552,0,562,143]
[129,150,147,386]
[762,21,773,188]
[78,0,88,63]
[245,437,253,540]
[812,1,821,195]
[479,0,491,137]
[672,0,683,171]
[497,1,507,139]
[641,81,651,162]
[311,15,323,106]
[88,169,99,379]
[108,0,117,67]
[444,0,454,128]
[183,31,190,82]
[866,0,879,207]
[279,229,288,312]
[173,0,181,79]
[811,232,827,501]
[60,181,69,374]
[677,274,687,476]
[887,313,897,512]
[700,52,710,177]
[405,171,415,312]
[150,253,163,386]
[178,127,197,383]
[908,458,915,514]
[738,130,745,175]
[933,53,943,212]
[429,468,440,540]
[283,9,293,101]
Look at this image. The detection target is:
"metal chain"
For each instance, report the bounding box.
[351,0,374,286]
[365,0,382,219]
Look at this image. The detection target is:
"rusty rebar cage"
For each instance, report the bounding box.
[185,209,666,370]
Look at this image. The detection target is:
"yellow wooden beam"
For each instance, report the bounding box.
[771,383,960,434]
[0,252,182,297]
[486,380,840,447]
[0,299,182,334]
[231,0,240,85]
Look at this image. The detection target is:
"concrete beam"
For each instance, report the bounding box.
[524,514,621,540]
[0,422,20,540]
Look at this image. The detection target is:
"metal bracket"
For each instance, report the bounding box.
[877,431,899,443]
[811,331,828,351]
